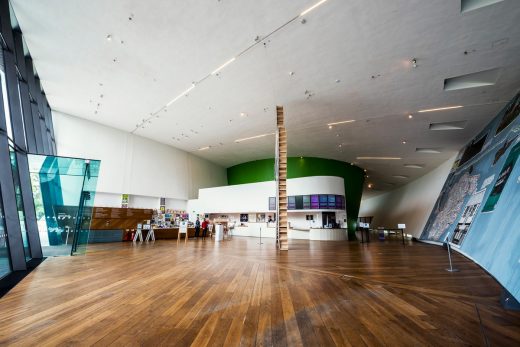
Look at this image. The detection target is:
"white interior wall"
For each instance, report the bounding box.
[188,176,345,215]
[53,111,227,205]
[359,156,456,238]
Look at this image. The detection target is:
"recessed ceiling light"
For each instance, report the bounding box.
[198,146,211,151]
[300,0,329,17]
[404,164,424,169]
[368,183,373,189]
[392,175,409,179]
[408,114,413,119]
[234,133,275,143]
[416,148,442,153]
[211,57,236,75]
[402,140,407,144]
[338,144,342,148]
[240,112,247,117]
[327,120,355,127]
[166,84,195,106]
[418,105,463,113]
[357,157,402,160]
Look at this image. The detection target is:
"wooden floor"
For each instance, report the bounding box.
[0,237,519,346]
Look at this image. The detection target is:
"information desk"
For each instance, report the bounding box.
[309,228,348,241]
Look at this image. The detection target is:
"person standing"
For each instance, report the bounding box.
[194,217,201,239]
[201,218,209,240]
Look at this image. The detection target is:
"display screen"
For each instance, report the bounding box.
[336,195,344,209]
[269,197,276,210]
[288,196,296,210]
[303,195,310,209]
[295,195,303,209]
[328,195,336,208]
[311,195,319,209]
[319,195,328,209]
[268,194,345,210]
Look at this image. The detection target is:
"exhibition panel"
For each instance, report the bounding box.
[421,92,520,301]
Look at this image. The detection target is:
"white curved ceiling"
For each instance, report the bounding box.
[11,0,520,196]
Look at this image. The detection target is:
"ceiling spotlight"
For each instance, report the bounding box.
[106,34,112,41]
[368,183,373,189]
[402,140,407,144]
[408,114,413,119]
[198,146,211,151]
[240,112,247,117]
[300,156,303,159]
[289,71,295,76]
[328,125,333,129]
[338,144,342,148]
[411,58,417,68]
[335,79,341,83]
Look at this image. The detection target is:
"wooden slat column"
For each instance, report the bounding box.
[276,106,288,250]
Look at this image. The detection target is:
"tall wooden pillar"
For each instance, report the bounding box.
[276,106,288,250]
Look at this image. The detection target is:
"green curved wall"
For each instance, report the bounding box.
[227,157,365,240]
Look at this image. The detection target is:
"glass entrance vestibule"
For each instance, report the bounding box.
[28,154,100,257]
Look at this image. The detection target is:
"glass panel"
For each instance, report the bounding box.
[28,154,100,257]
[0,187,11,279]
[0,70,13,139]
[9,149,30,260]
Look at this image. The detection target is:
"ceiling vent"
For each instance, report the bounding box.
[429,121,467,130]
[461,0,503,13]
[392,175,409,179]
[444,68,501,91]
[416,148,442,153]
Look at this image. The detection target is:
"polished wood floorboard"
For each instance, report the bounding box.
[0,237,519,346]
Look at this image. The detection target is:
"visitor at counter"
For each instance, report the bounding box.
[195,217,201,239]
[201,218,209,240]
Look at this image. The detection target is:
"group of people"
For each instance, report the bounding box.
[194,217,209,239]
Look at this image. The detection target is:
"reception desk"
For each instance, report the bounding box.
[309,228,348,241]
[231,223,347,241]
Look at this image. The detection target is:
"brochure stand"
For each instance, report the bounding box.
[133,224,143,242]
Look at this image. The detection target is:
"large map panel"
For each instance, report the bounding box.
[420,91,520,301]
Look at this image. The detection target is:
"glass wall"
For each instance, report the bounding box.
[28,155,100,256]
[9,148,30,260]
[0,187,11,279]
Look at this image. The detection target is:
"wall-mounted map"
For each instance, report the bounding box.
[421,91,520,301]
